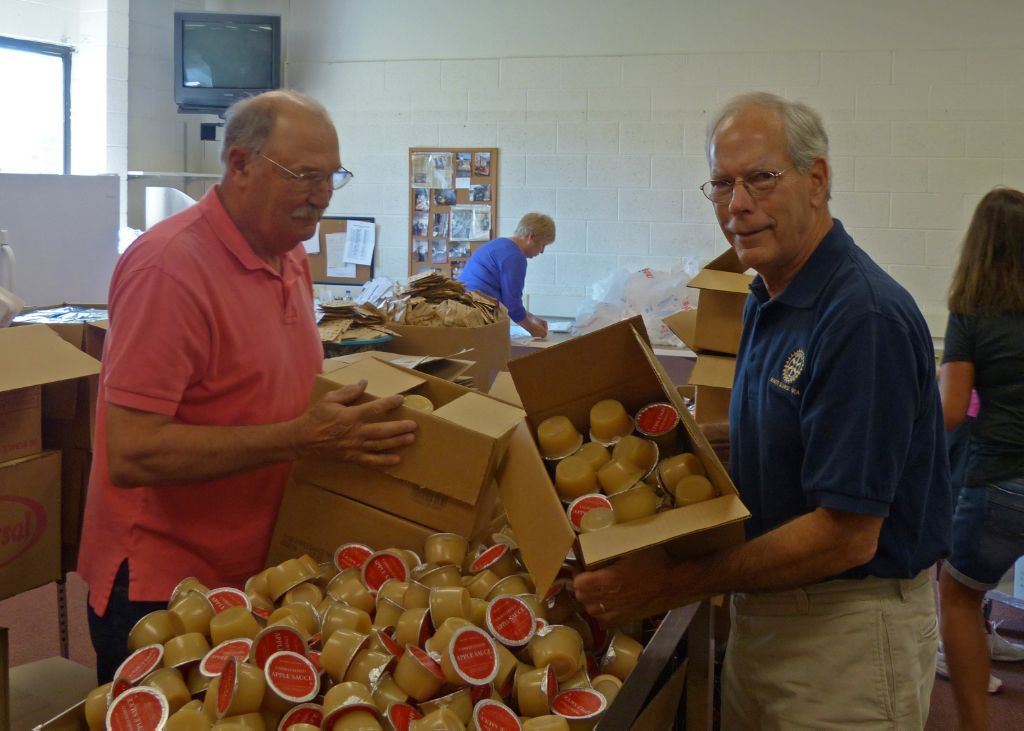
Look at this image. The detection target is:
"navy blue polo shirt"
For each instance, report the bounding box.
[728,219,951,579]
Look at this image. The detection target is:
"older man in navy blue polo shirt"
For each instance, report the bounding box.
[574,92,951,729]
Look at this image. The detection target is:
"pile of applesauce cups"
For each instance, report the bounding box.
[81,530,654,731]
[535,399,717,533]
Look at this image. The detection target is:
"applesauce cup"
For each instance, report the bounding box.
[424,532,469,567]
[588,399,633,446]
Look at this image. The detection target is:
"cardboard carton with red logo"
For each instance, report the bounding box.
[0,451,61,601]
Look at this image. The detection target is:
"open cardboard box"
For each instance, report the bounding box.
[381,317,511,390]
[291,355,524,535]
[501,317,749,597]
[683,248,752,356]
[0,326,101,462]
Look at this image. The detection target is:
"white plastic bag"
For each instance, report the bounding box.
[573,260,702,346]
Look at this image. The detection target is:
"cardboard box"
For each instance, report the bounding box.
[0,451,62,601]
[10,657,95,731]
[0,326,100,462]
[663,308,738,426]
[294,355,524,532]
[502,318,749,597]
[268,478,436,567]
[682,248,752,355]
[381,318,511,390]
[334,349,474,385]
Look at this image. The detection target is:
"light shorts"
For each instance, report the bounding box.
[722,571,937,730]
[944,477,1024,591]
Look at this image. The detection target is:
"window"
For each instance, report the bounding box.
[0,36,71,174]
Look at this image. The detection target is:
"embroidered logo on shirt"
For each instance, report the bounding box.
[768,348,805,396]
[782,349,805,384]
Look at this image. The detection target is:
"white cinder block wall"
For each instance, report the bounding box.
[122,0,1024,336]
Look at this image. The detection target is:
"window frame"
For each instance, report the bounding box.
[0,35,72,174]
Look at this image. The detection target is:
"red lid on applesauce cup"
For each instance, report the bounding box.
[250,625,307,669]
[111,644,163,698]
[472,699,522,731]
[635,402,679,437]
[470,543,509,574]
[215,656,239,718]
[566,494,613,533]
[485,595,536,647]
[407,645,445,680]
[448,626,499,686]
[200,637,253,678]
[278,702,323,730]
[543,665,559,706]
[551,688,608,721]
[264,650,319,703]
[206,586,251,614]
[385,702,423,731]
[306,649,323,674]
[105,686,169,731]
[335,543,374,572]
[374,629,404,659]
[362,550,410,592]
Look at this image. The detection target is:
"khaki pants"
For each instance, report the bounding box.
[722,571,937,730]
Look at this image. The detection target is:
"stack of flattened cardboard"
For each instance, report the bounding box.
[663,248,753,426]
[317,300,395,344]
[379,273,512,390]
[269,353,526,566]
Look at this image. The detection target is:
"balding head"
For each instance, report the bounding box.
[221,90,334,167]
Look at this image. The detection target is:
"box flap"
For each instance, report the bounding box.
[687,268,753,295]
[661,310,698,351]
[432,392,525,439]
[320,356,426,396]
[706,247,748,274]
[689,355,737,390]
[488,371,522,407]
[497,422,576,598]
[0,325,101,394]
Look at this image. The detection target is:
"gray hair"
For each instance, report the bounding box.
[220,89,332,165]
[706,92,831,198]
[514,212,556,244]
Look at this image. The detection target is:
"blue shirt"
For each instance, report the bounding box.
[457,237,528,321]
[728,219,951,579]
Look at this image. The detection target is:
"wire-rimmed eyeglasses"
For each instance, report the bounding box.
[700,168,793,204]
[259,152,354,190]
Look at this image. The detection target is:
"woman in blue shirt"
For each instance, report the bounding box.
[457,212,555,337]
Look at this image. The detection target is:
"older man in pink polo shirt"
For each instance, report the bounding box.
[77,90,417,682]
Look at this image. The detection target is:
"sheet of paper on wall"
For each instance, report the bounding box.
[455,177,470,189]
[343,220,375,266]
[325,231,356,278]
[302,223,321,254]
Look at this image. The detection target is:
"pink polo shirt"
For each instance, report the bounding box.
[77,187,323,615]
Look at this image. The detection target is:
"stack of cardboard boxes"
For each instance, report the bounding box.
[663,249,753,428]
[0,323,102,601]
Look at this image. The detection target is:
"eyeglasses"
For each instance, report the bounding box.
[258,152,354,190]
[700,168,793,204]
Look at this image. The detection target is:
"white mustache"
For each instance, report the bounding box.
[292,204,324,220]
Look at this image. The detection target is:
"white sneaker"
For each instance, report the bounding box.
[987,624,1024,662]
[936,648,1003,694]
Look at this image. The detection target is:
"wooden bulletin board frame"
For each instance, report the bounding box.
[307,215,375,284]
[408,147,499,279]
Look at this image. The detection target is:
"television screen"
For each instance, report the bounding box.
[174,12,281,114]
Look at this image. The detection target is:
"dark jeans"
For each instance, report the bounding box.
[87,561,165,684]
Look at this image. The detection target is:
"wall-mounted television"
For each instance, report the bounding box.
[173,12,282,115]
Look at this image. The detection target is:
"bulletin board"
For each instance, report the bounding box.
[408,147,499,279]
[307,216,375,284]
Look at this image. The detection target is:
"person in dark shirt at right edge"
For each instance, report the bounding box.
[938,187,1024,730]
